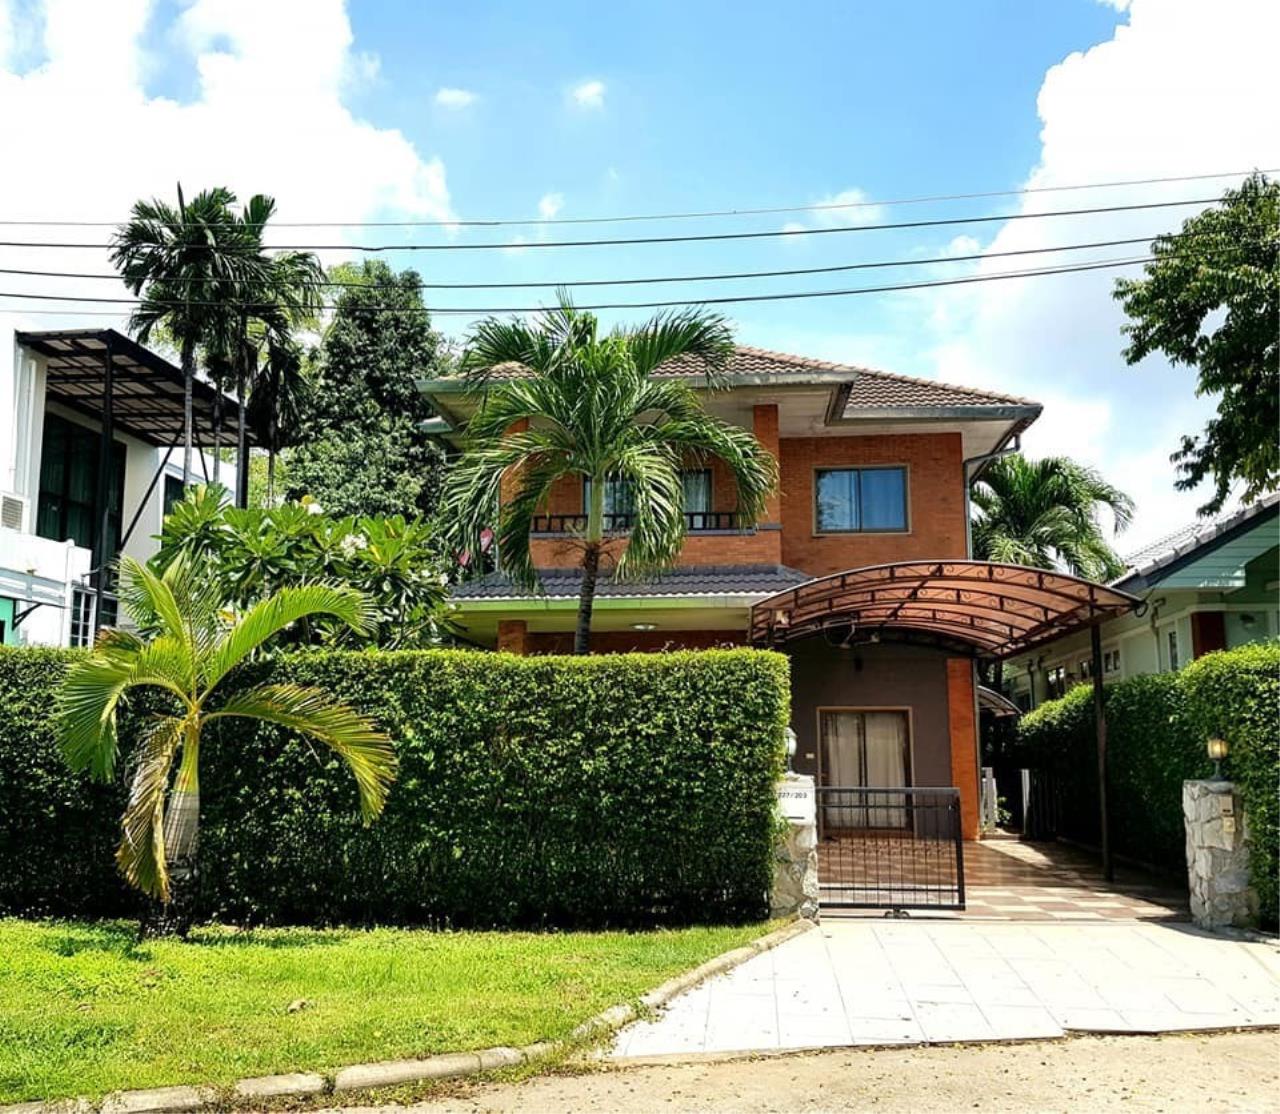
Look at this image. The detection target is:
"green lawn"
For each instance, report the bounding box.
[0,918,769,1102]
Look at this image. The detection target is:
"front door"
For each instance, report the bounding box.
[819,709,911,829]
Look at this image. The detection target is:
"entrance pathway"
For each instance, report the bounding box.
[611,920,1280,1058]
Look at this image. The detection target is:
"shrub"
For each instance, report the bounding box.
[0,647,788,927]
[1018,671,1206,871]
[0,648,136,917]
[1180,642,1279,929]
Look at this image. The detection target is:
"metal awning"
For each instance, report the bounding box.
[16,328,254,448]
[977,685,1022,718]
[749,560,1142,658]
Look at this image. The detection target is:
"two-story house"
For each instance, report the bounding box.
[423,347,1143,843]
[0,326,242,648]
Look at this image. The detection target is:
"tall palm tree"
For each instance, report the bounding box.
[247,329,312,503]
[56,554,397,926]
[111,185,268,488]
[971,453,1135,580]
[443,295,778,654]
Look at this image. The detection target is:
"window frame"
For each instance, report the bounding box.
[812,464,910,536]
[35,412,126,555]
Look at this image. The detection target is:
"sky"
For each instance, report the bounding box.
[1,0,1277,549]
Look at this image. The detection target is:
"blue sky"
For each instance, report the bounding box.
[1,0,1276,545]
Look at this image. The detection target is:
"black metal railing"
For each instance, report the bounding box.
[530,510,748,534]
[816,786,965,911]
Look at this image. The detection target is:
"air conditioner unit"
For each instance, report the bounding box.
[0,491,27,532]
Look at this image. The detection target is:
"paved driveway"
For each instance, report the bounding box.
[612,920,1280,1058]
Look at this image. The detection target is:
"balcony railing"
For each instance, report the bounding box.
[531,511,751,534]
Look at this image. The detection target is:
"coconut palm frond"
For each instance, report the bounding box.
[116,715,187,901]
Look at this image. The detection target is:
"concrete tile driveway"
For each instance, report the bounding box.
[612,920,1280,1059]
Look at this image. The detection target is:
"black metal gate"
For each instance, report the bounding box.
[816,787,965,911]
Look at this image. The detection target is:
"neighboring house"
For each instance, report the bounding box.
[0,326,241,647]
[1003,493,1279,710]
[422,346,1138,842]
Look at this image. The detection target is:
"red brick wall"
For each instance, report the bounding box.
[945,657,980,840]
[497,619,529,654]
[778,432,967,577]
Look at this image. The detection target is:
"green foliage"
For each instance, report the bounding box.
[156,485,450,648]
[1180,642,1279,928]
[970,453,1134,579]
[285,260,448,518]
[1017,672,1206,871]
[2,647,788,927]
[55,555,394,902]
[1115,173,1279,515]
[0,648,134,916]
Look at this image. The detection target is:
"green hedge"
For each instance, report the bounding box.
[1018,671,1207,871]
[1180,642,1279,929]
[0,647,788,928]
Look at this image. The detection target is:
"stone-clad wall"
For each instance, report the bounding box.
[1183,780,1258,929]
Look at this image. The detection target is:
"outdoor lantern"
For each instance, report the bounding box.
[784,727,798,772]
[1207,736,1229,779]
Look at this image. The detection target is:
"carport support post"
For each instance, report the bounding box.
[1090,621,1112,882]
[92,336,115,635]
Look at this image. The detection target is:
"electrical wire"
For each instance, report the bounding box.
[0,168,1267,229]
[0,196,1221,253]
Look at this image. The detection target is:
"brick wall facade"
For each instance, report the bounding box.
[945,657,980,840]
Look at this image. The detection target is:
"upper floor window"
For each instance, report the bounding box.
[35,413,125,554]
[1167,629,1180,672]
[163,475,187,517]
[584,469,713,520]
[814,466,907,533]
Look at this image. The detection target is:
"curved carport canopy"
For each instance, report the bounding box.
[749,560,1141,658]
[750,561,1143,881]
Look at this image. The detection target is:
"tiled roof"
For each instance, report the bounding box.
[1114,492,1280,586]
[448,344,1040,412]
[451,563,812,601]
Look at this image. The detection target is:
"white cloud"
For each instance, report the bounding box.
[915,0,1280,547]
[538,192,564,220]
[808,187,886,228]
[434,86,476,109]
[570,79,605,109]
[0,0,454,333]
[1097,0,1131,10]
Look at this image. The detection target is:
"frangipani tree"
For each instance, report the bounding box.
[56,555,397,921]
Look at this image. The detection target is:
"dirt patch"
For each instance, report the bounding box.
[329,1030,1280,1113]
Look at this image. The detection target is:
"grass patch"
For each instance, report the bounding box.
[0,917,771,1103]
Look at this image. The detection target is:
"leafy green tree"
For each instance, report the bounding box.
[1115,173,1279,515]
[285,261,448,517]
[55,554,396,926]
[111,185,269,487]
[443,296,778,654]
[971,453,1134,580]
[157,485,449,648]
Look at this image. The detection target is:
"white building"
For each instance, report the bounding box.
[1004,493,1279,709]
[1,327,242,647]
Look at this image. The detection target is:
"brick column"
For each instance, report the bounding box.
[497,619,529,655]
[945,658,980,840]
[752,404,781,524]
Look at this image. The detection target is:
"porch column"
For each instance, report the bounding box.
[945,657,981,840]
[752,404,782,563]
[497,619,529,655]
[91,337,114,634]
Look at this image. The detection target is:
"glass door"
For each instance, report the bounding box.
[819,710,911,829]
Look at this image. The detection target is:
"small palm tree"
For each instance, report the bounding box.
[56,555,397,919]
[111,185,269,487]
[971,453,1135,580]
[444,295,778,653]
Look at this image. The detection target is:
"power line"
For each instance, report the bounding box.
[0,233,1202,291]
[0,253,1169,316]
[0,196,1222,253]
[0,168,1267,229]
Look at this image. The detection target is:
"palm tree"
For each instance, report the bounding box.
[443,295,778,654]
[971,454,1135,580]
[55,554,397,927]
[111,185,268,488]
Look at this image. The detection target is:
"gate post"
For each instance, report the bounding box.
[772,773,819,920]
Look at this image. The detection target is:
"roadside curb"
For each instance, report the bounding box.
[2,918,813,1113]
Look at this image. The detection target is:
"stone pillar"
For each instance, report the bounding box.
[772,773,819,920]
[1183,780,1258,929]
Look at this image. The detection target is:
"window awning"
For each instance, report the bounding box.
[749,560,1142,658]
[16,328,254,448]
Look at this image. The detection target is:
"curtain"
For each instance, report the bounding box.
[820,711,861,830]
[859,468,907,530]
[682,469,711,527]
[820,710,909,829]
[863,712,908,827]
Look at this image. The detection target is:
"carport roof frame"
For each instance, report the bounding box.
[749,560,1142,658]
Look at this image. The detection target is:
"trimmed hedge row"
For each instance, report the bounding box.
[1179,643,1279,929]
[0,647,788,928]
[1017,672,1207,871]
[1018,641,1278,928]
